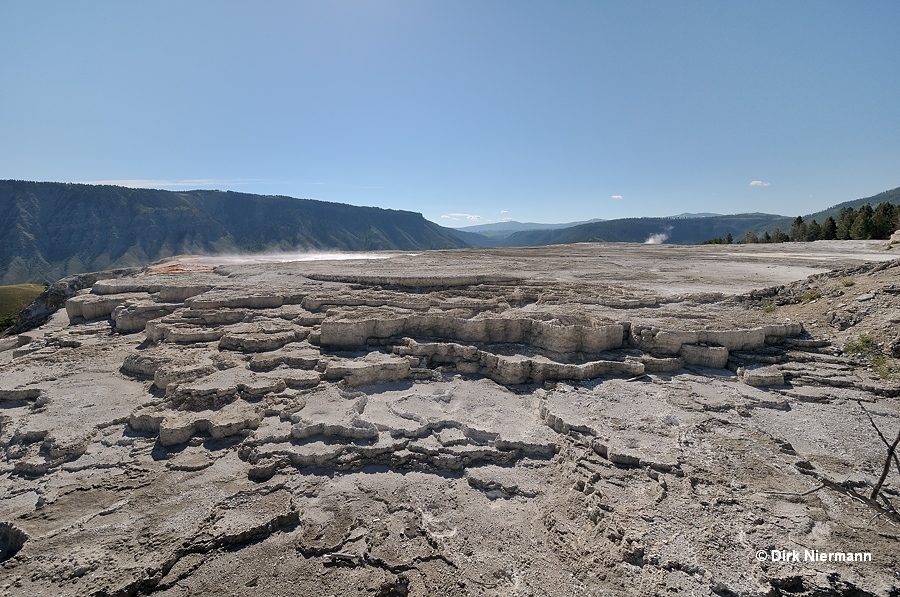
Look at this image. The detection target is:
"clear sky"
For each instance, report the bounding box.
[2,1,898,225]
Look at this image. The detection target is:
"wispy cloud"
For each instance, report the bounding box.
[611,195,623,200]
[500,210,509,214]
[749,180,770,187]
[440,213,483,222]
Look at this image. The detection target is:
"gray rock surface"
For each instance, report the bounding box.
[1,242,898,596]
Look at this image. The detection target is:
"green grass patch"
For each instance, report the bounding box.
[0,284,45,330]
[762,304,776,314]
[841,279,855,287]
[801,289,822,302]
[872,355,894,379]
[844,334,895,379]
[844,333,877,356]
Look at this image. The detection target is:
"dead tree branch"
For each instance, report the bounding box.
[796,467,900,526]
[871,429,900,502]
[857,401,900,501]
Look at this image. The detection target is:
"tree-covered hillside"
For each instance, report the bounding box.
[724,201,900,245]
[500,185,900,248]
[0,181,471,284]
[501,213,783,246]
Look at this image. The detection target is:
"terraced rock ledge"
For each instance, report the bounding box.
[1,242,898,596]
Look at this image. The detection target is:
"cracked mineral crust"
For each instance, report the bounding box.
[1,241,899,596]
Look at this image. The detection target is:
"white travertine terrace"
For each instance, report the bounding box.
[1,242,898,596]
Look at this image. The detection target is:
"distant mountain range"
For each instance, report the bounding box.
[453,219,605,240]
[669,212,723,219]
[0,181,470,284]
[3,180,899,285]
[459,187,900,247]
[498,213,782,246]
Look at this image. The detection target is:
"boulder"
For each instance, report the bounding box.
[66,293,145,321]
[325,353,412,386]
[740,365,786,387]
[112,301,180,332]
[679,344,729,369]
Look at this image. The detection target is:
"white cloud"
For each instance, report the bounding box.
[500,210,509,214]
[611,195,623,200]
[644,232,669,244]
[749,180,770,187]
[440,213,483,222]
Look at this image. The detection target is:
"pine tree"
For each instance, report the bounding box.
[836,207,856,240]
[772,227,788,243]
[807,219,821,241]
[790,216,806,241]
[871,202,897,239]
[850,204,874,240]
[822,216,837,240]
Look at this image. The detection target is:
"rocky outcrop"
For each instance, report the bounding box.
[396,339,643,384]
[738,364,786,387]
[0,522,28,563]
[5,268,139,334]
[111,301,180,332]
[630,323,802,355]
[324,352,412,386]
[320,313,625,352]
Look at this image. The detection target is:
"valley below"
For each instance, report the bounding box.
[1,240,899,596]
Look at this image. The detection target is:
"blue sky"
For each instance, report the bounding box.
[2,1,898,225]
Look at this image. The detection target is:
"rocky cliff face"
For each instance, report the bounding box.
[0,181,471,284]
[1,243,898,596]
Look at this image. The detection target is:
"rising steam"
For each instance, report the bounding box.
[644,225,673,244]
[193,252,396,265]
[150,252,398,271]
[644,232,669,244]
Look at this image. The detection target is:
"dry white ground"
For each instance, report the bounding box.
[1,240,899,597]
